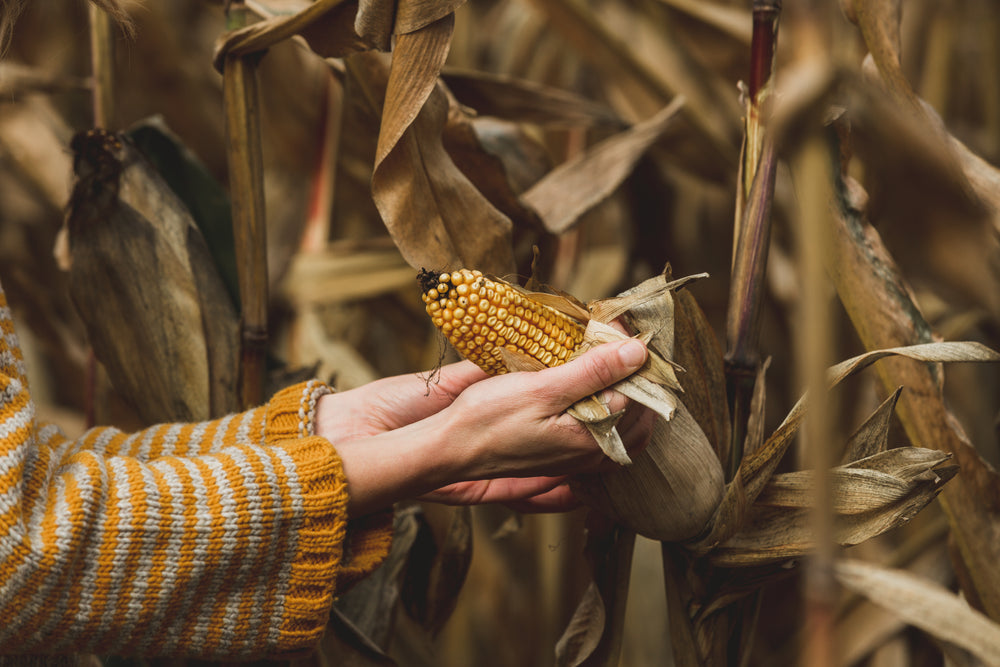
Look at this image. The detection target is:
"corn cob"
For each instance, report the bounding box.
[419,268,587,375]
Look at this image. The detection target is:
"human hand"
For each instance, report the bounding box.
[329,338,653,517]
[430,338,652,480]
[315,360,489,443]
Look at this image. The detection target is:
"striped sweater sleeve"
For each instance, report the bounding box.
[0,286,392,659]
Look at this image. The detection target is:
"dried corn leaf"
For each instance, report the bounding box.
[827,181,1000,619]
[281,242,415,307]
[835,559,1000,666]
[401,506,473,637]
[833,544,952,667]
[441,69,624,128]
[213,0,369,68]
[373,14,451,166]
[67,130,239,424]
[842,5,1000,315]
[555,582,605,667]
[841,386,901,464]
[710,448,955,567]
[756,449,953,514]
[579,319,681,393]
[590,272,707,326]
[323,506,425,665]
[522,97,686,234]
[653,0,751,45]
[556,515,635,667]
[689,341,999,554]
[849,0,915,110]
[524,0,736,158]
[393,0,465,36]
[441,115,549,230]
[360,15,515,275]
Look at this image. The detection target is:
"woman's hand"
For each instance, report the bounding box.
[315,360,489,443]
[323,339,652,517]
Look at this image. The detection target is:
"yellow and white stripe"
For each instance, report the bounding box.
[0,281,392,658]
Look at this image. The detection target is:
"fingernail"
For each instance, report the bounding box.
[618,340,646,369]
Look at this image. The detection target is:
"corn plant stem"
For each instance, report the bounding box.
[223,52,268,409]
[743,0,780,206]
[794,135,838,667]
[724,140,776,480]
[88,3,115,129]
[723,0,780,480]
[748,1,781,110]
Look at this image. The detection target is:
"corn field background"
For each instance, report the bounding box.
[1,0,1000,665]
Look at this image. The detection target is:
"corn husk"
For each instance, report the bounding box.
[485,270,726,542]
[66,129,240,424]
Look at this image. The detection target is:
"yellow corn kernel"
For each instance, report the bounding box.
[419,268,586,375]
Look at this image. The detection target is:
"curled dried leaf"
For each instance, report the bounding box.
[709,447,956,567]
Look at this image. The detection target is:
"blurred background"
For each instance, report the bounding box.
[1,0,998,664]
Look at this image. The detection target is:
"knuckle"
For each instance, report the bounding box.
[588,352,620,389]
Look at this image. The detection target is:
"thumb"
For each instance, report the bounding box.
[531,339,647,410]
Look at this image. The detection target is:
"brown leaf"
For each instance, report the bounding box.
[441,115,548,230]
[213,0,371,70]
[555,582,606,667]
[523,0,738,160]
[756,449,953,514]
[827,179,1000,620]
[835,559,1000,666]
[710,448,955,567]
[323,507,424,666]
[522,97,686,234]
[841,386,902,464]
[689,341,998,555]
[358,16,515,275]
[441,69,624,128]
[556,516,635,667]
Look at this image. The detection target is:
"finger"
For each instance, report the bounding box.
[427,360,490,398]
[530,339,647,411]
[504,484,581,513]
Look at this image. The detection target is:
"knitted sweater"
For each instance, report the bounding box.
[0,284,393,659]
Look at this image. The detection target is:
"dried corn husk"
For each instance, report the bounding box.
[66,128,240,424]
[569,272,724,541]
[468,269,725,542]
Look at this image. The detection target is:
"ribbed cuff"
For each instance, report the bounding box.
[273,434,350,654]
[262,380,392,653]
[265,379,332,442]
[337,510,395,594]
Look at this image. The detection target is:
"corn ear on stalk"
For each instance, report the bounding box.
[419,268,586,375]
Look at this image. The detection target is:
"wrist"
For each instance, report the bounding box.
[334,412,461,517]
